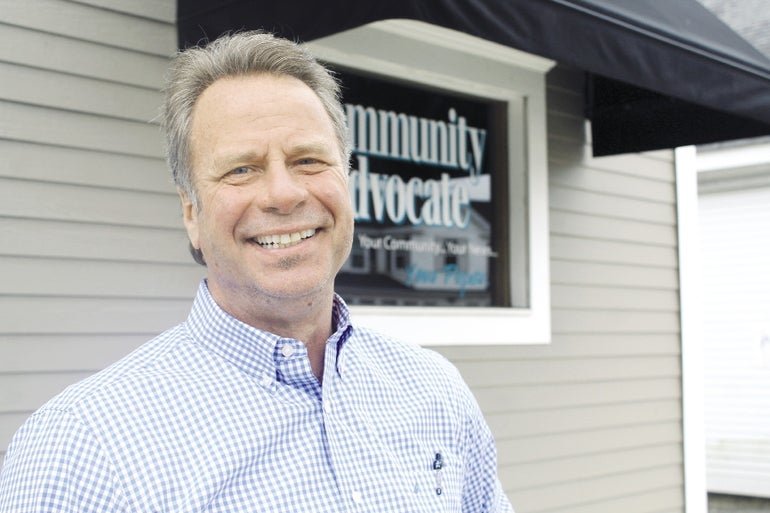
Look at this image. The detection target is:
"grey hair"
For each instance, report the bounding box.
[161,30,350,207]
[160,31,351,265]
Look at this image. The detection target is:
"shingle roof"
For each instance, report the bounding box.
[697,0,770,58]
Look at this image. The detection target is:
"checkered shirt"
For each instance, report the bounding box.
[0,281,513,512]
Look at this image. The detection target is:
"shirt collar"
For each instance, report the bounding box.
[185,281,352,381]
[328,293,353,379]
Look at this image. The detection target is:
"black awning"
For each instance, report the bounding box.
[176,0,770,156]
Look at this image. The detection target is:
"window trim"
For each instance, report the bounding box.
[307,20,553,345]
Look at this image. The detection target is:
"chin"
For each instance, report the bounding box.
[258,277,333,301]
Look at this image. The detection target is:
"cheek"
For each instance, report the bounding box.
[328,188,355,231]
[322,173,354,214]
[197,193,249,240]
[331,185,355,249]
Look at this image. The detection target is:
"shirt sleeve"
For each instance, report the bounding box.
[0,408,131,512]
[459,386,515,513]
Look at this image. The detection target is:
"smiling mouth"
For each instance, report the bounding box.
[253,229,316,249]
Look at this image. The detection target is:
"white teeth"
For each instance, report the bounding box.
[255,229,315,249]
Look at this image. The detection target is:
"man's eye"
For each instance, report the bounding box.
[297,158,319,166]
[229,167,251,176]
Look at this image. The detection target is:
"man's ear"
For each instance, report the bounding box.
[178,189,200,251]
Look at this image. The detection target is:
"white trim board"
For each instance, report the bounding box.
[306,20,554,345]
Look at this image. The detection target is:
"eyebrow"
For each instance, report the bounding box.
[213,150,264,171]
[212,140,340,171]
[287,142,338,158]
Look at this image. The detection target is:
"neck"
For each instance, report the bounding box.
[257,293,334,380]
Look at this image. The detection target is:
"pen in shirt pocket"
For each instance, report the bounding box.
[432,452,443,496]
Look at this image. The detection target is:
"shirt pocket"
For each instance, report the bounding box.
[410,452,462,512]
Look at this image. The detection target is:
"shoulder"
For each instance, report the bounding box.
[0,323,200,508]
[43,323,190,413]
[349,325,457,371]
[345,325,474,405]
[0,404,131,511]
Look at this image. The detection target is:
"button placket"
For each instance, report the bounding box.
[320,367,373,512]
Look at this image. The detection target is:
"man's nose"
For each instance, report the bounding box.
[255,163,309,213]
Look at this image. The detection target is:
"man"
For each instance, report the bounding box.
[0,32,513,512]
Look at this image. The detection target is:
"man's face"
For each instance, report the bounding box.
[181,73,353,317]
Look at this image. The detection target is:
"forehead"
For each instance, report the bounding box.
[193,73,330,127]
[188,73,341,162]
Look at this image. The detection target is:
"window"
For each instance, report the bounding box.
[308,20,553,344]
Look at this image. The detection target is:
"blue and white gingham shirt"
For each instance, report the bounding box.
[0,281,513,512]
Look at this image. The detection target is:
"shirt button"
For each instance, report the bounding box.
[352,491,363,504]
[281,345,296,358]
[260,373,273,388]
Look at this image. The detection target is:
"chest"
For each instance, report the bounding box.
[112,373,466,512]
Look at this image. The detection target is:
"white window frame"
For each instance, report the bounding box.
[306,20,553,345]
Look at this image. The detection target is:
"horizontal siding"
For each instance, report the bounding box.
[549,185,676,224]
[549,209,677,246]
[550,235,678,267]
[437,65,683,513]
[0,177,180,227]
[498,422,682,464]
[0,218,190,263]
[550,260,679,289]
[0,23,169,88]
[2,0,174,55]
[0,101,162,156]
[0,256,203,298]
[0,140,172,193]
[0,334,151,373]
[0,61,162,122]
[0,0,180,461]
[550,285,679,311]
[512,468,682,513]
[549,159,676,204]
[485,400,681,440]
[0,296,193,334]
[69,0,176,23]
[500,444,682,490]
[457,358,681,388]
